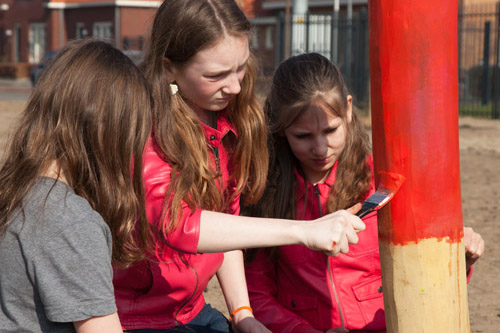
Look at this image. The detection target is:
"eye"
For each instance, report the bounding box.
[326,127,338,134]
[295,133,310,139]
[205,73,227,80]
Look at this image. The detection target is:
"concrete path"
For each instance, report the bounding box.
[0,78,32,101]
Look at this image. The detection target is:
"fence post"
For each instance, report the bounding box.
[493,2,500,119]
[458,0,464,69]
[359,8,368,104]
[305,11,310,53]
[344,4,352,83]
[331,0,339,63]
[458,0,464,112]
[482,21,491,105]
[284,0,291,59]
[277,11,285,64]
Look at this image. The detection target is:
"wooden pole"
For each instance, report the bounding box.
[369,2,470,332]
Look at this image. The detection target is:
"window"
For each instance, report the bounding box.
[265,26,274,50]
[93,22,112,40]
[76,23,88,39]
[251,27,259,50]
[29,23,46,63]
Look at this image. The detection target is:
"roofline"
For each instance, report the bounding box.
[250,16,278,25]
[45,1,161,9]
[262,0,367,10]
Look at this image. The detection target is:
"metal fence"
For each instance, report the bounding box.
[459,2,500,118]
[276,10,370,107]
[272,3,500,118]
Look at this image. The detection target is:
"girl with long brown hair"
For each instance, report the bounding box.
[113,1,365,332]
[0,39,152,332]
[244,53,484,332]
[243,52,382,332]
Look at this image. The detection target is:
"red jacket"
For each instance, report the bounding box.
[113,113,239,329]
[245,159,386,332]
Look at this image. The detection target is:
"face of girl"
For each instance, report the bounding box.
[165,35,249,124]
[284,97,352,184]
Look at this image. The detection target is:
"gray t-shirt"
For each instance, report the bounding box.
[0,178,117,332]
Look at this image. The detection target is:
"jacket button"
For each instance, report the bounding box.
[291,300,296,308]
[210,135,216,140]
[378,286,383,293]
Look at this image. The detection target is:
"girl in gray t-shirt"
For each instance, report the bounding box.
[0,39,151,332]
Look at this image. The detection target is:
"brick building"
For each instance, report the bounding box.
[0,0,159,64]
[0,0,370,75]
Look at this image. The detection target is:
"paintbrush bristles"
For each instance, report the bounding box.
[356,172,405,218]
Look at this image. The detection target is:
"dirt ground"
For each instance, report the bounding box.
[1,98,498,332]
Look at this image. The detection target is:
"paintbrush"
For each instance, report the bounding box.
[356,171,405,218]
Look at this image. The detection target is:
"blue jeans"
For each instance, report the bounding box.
[127,303,232,333]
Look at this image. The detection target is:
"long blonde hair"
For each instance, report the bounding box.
[0,39,152,267]
[246,53,372,221]
[143,0,268,232]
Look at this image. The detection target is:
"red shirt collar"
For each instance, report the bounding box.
[295,161,339,199]
[200,111,238,144]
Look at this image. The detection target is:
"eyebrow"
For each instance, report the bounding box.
[206,58,249,76]
[290,120,341,133]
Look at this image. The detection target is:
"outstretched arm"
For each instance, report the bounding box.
[198,204,365,254]
[144,142,364,255]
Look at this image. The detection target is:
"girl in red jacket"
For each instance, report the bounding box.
[244,53,484,332]
[112,1,365,332]
[244,52,381,333]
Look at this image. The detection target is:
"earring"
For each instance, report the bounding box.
[170,82,178,96]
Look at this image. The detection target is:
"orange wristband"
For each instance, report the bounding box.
[228,306,253,322]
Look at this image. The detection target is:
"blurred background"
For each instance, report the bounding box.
[0,1,498,332]
[0,0,499,117]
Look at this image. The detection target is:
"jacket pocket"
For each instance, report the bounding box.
[352,275,383,302]
[350,275,386,330]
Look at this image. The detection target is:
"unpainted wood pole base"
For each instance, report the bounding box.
[379,238,470,332]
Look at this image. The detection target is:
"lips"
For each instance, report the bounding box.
[218,96,233,103]
[312,155,333,165]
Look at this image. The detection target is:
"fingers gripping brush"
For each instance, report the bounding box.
[356,171,406,218]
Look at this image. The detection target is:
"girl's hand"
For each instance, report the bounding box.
[463,226,484,270]
[231,313,271,333]
[300,203,365,256]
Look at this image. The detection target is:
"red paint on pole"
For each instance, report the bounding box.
[369,1,463,245]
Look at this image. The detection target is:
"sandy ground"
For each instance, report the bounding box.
[457,117,500,332]
[1,97,498,332]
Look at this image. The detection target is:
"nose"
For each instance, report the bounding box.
[222,73,241,95]
[312,136,328,156]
